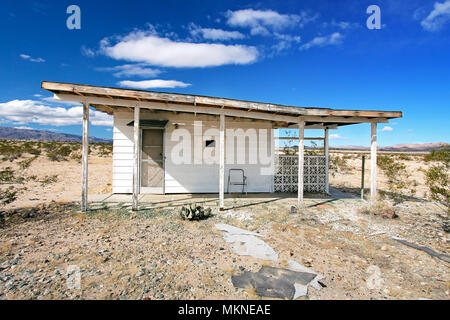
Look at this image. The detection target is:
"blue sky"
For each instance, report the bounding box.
[0,0,449,146]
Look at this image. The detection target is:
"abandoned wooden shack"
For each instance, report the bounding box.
[41,81,402,212]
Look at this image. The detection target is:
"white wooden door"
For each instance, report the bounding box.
[140,129,164,194]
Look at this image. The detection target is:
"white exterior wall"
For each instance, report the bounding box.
[112,110,274,194]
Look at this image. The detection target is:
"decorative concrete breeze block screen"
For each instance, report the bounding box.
[274,155,327,193]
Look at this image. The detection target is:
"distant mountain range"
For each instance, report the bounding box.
[1,126,447,151]
[331,142,449,152]
[0,126,112,143]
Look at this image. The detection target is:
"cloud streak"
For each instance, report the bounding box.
[299,32,344,51]
[96,64,162,78]
[19,54,45,63]
[226,9,315,36]
[421,0,450,31]
[118,80,191,89]
[189,24,245,41]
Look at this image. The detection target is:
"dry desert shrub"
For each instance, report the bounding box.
[358,201,398,219]
[424,148,450,166]
[424,164,449,210]
[377,155,416,203]
[329,155,350,176]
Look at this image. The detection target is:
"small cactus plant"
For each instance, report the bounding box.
[180,204,212,221]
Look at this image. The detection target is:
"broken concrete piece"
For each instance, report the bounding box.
[258,266,316,285]
[288,260,325,291]
[215,224,262,237]
[216,224,277,261]
[232,267,317,300]
[293,284,308,299]
[232,271,295,300]
[222,233,278,261]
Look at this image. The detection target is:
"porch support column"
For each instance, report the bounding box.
[324,128,329,194]
[219,114,225,210]
[298,121,305,205]
[81,102,89,212]
[132,106,140,211]
[370,122,377,201]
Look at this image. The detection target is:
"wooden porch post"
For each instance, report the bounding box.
[81,102,89,212]
[370,122,377,201]
[132,106,140,211]
[219,114,225,210]
[324,128,329,194]
[298,121,305,204]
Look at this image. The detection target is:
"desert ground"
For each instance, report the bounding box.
[0,140,449,300]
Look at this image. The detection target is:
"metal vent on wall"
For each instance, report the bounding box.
[127,120,168,129]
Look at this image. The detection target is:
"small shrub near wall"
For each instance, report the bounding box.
[424,164,449,210]
[377,155,415,203]
[358,201,398,219]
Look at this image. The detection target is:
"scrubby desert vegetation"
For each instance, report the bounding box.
[329,148,449,209]
[0,140,112,209]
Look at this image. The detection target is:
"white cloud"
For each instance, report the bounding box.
[381,126,394,132]
[323,20,359,30]
[19,54,45,63]
[118,80,191,89]
[96,64,161,78]
[41,96,81,106]
[300,32,344,51]
[81,45,96,57]
[14,126,33,130]
[270,33,302,55]
[330,134,343,140]
[421,0,450,31]
[100,30,258,68]
[0,100,112,127]
[189,24,245,41]
[226,9,315,35]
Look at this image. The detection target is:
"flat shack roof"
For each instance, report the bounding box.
[42,81,402,128]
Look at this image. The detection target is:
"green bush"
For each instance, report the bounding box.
[0,167,15,183]
[40,174,58,186]
[424,164,449,209]
[47,145,72,161]
[424,148,450,166]
[329,155,350,176]
[0,144,22,161]
[0,186,18,205]
[377,155,413,203]
[18,155,38,170]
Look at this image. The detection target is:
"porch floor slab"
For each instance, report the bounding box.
[75,187,359,210]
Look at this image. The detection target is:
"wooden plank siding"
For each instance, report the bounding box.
[112,111,274,194]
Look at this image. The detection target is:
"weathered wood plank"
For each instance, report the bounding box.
[132,106,140,211]
[324,128,329,194]
[55,93,395,125]
[298,121,305,204]
[81,102,89,212]
[219,114,225,210]
[370,122,377,201]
